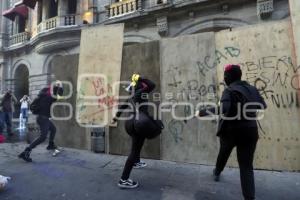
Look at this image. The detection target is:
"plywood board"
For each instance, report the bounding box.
[76,24,124,127]
[215,21,300,171]
[160,33,219,165]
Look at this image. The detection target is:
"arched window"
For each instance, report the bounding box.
[14,64,29,118]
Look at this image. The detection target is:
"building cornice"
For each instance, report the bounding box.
[2,26,82,54]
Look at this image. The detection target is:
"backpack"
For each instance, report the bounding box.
[133,112,164,139]
[30,96,41,115]
[126,99,164,139]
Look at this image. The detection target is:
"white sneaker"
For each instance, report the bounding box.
[133,161,147,169]
[118,179,139,189]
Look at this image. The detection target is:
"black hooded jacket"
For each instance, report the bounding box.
[200,81,267,136]
[115,78,156,118]
[38,86,63,118]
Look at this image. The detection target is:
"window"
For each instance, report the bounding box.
[48,0,58,18]
[68,0,77,14]
[17,16,26,33]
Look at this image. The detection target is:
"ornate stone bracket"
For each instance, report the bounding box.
[257,0,274,19]
[157,16,168,36]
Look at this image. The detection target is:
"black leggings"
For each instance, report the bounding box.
[121,134,146,180]
[28,116,56,150]
[215,128,258,200]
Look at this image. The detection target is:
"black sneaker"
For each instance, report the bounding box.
[213,169,220,182]
[118,179,139,189]
[18,149,32,162]
[46,143,57,150]
[133,161,147,169]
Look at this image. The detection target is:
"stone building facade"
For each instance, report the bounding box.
[0,0,289,117]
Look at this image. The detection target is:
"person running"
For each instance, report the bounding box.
[197,65,267,200]
[20,95,31,127]
[18,81,63,162]
[0,90,17,136]
[112,74,155,189]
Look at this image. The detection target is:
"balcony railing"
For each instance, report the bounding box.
[37,14,78,33]
[64,14,76,26]
[37,16,58,33]
[108,0,138,18]
[9,32,31,46]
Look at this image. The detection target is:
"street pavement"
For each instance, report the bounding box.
[0,142,299,200]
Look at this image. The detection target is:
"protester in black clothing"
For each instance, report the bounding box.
[112,74,155,189]
[197,65,267,200]
[18,81,63,162]
[0,90,17,136]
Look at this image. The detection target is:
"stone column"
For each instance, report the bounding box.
[76,0,82,14]
[0,0,4,48]
[58,0,68,16]
[137,0,142,11]
[79,0,89,24]
[290,0,300,66]
[0,1,8,91]
[27,6,32,33]
[57,0,68,26]
[0,0,3,33]
[13,16,19,34]
[36,0,42,22]
[89,0,94,23]
[1,0,8,41]
[76,0,83,24]
[42,0,50,20]
[3,57,13,91]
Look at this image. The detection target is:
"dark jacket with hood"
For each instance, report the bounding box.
[200,80,267,136]
[38,86,63,118]
[1,93,17,112]
[115,77,156,117]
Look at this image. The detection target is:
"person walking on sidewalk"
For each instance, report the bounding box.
[197,65,267,200]
[20,95,31,128]
[18,81,63,162]
[0,90,17,137]
[112,74,156,189]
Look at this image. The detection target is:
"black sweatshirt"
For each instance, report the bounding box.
[200,80,267,136]
[38,86,63,118]
[115,78,156,118]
